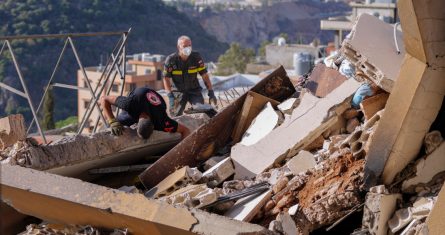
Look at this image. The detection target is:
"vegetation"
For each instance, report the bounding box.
[0,0,228,128]
[216,43,255,75]
[42,87,55,130]
[55,116,77,129]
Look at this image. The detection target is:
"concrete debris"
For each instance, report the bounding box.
[362,189,401,235]
[201,157,235,187]
[0,114,26,150]
[145,166,202,199]
[225,190,272,222]
[232,78,360,179]
[240,102,279,146]
[161,184,220,209]
[343,108,359,119]
[402,142,445,192]
[277,97,299,115]
[305,63,348,98]
[288,204,299,216]
[285,150,316,176]
[276,212,298,235]
[20,223,129,235]
[342,13,405,92]
[360,93,389,121]
[424,131,443,155]
[426,183,445,234]
[346,117,360,134]
[117,186,139,194]
[203,155,228,171]
[388,208,415,233]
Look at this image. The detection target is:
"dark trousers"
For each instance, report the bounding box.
[173,88,205,116]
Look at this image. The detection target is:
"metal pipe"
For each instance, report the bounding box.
[0,31,127,40]
[5,40,47,144]
[68,37,108,131]
[51,83,89,91]
[0,82,27,98]
[393,22,401,54]
[116,33,127,117]
[0,41,6,56]
[27,39,69,134]
[77,28,131,134]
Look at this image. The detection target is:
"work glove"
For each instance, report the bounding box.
[167,92,176,115]
[208,90,217,106]
[109,118,123,136]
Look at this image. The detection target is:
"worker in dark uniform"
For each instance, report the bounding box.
[163,35,217,116]
[101,87,190,139]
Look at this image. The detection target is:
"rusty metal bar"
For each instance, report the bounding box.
[68,37,108,131]
[27,39,69,134]
[77,28,131,134]
[5,40,47,144]
[0,31,127,40]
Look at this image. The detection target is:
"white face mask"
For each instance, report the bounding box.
[182,46,192,57]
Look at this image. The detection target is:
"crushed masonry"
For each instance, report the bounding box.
[342,13,405,92]
[201,157,235,187]
[0,114,26,150]
[360,93,389,121]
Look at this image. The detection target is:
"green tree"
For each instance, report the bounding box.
[216,43,255,75]
[258,40,270,57]
[42,87,55,130]
[279,33,289,42]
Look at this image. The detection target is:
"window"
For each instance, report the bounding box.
[156,69,162,80]
[145,69,152,75]
[112,84,119,92]
[83,100,90,109]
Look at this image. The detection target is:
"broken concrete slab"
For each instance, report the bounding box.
[285,150,316,176]
[145,166,202,199]
[233,91,280,144]
[201,157,235,187]
[139,66,296,189]
[277,212,298,235]
[364,54,445,187]
[240,102,279,146]
[0,164,271,235]
[402,142,445,192]
[0,114,26,150]
[360,93,389,120]
[426,183,445,235]
[388,208,414,233]
[305,63,348,98]
[232,78,360,179]
[278,98,299,115]
[161,184,219,209]
[342,14,405,92]
[225,190,272,222]
[362,191,401,235]
[203,155,227,171]
[398,0,445,69]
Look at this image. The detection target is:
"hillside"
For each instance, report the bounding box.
[0,0,228,125]
[196,1,351,48]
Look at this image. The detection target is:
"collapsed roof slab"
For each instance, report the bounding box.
[0,164,272,235]
[231,78,360,179]
[305,63,348,98]
[139,66,295,189]
[342,13,405,93]
[364,0,445,187]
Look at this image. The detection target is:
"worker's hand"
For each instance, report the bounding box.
[167,92,176,115]
[109,118,123,136]
[208,90,217,106]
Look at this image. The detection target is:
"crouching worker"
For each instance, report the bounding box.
[101,87,190,139]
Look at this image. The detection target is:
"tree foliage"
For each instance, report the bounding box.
[42,86,55,130]
[216,43,255,75]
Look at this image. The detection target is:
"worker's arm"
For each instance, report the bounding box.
[100,95,118,121]
[201,72,213,90]
[163,76,172,93]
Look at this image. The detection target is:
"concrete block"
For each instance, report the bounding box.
[225,190,272,222]
[342,14,405,92]
[424,131,443,155]
[402,142,445,192]
[278,98,299,115]
[362,192,401,235]
[232,79,360,179]
[285,150,316,176]
[426,183,445,235]
[240,102,279,146]
[364,54,445,187]
[388,208,414,233]
[268,220,283,233]
[0,114,26,150]
[277,212,298,235]
[360,93,390,120]
[202,157,235,186]
[305,63,348,98]
[145,166,202,199]
[412,197,434,218]
[162,184,218,209]
[0,165,270,235]
[202,155,227,171]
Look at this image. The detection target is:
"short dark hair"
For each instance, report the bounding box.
[137,117,154,139]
